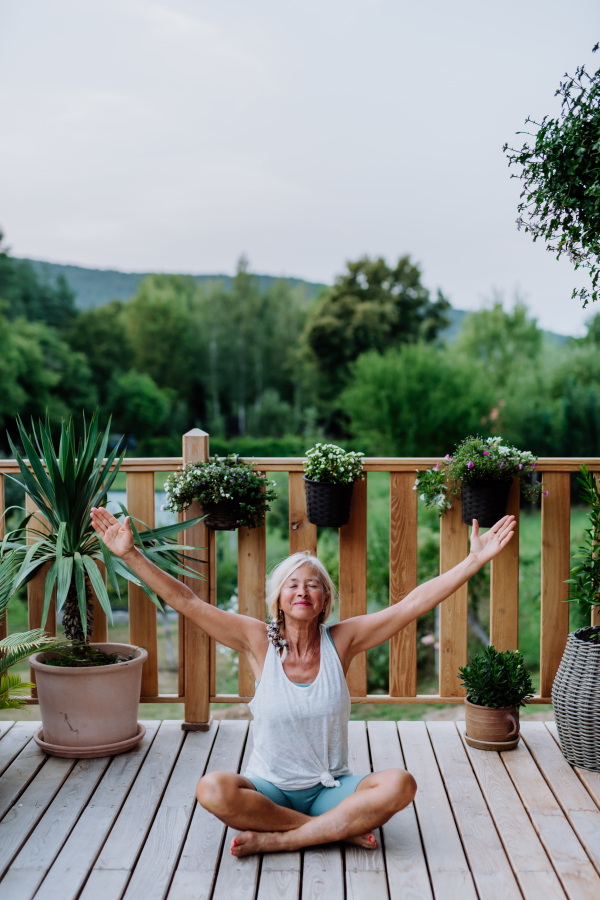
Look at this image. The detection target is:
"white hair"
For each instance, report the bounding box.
[266,551,337,625]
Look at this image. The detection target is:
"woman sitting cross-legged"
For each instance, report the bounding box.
[90,507,515,858]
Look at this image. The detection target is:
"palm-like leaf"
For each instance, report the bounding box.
[0,672,36,711]
[1,413,205,638]
[0,629,58,676]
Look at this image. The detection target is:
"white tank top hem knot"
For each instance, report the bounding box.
[244,624,353,791]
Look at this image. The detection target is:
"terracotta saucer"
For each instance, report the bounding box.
[464,733,520,751]
[33,722,146,758]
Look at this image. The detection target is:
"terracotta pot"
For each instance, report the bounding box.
[30,643,147,756]
[464,696,519,744]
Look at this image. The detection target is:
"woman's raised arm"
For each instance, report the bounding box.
[331,515,516,667]
[89,508,267,657]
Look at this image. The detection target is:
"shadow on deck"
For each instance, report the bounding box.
[0,717,599,900]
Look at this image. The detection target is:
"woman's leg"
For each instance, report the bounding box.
[230,768,416,857]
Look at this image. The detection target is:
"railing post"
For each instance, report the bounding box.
[26,495,56,694]
[389,472,418,697]
[339,475,368,697]
[540,472,570,697]
[127,472,158,696]
[439,496,469,697]
[490,477,520,650]
[238,523,266,697]
[182,429,212,730]
[0,475,6,644]
[289,472,317,555]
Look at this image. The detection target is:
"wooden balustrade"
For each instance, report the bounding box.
[1,437,599,723]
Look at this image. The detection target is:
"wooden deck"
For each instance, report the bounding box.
[1,718,600,900]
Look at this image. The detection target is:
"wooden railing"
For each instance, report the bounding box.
[1,429,599,726]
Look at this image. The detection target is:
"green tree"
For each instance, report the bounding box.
[341,343,495,456]
[0,233,77,329]
[303,255,450,399]
[106,370,174,442]
[67,300,133,402]
[455,299,543,388]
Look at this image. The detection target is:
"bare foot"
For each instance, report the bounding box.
[346,832,378,849]
[231,831,282,857]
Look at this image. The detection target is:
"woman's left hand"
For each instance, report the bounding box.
[469,515,516,567]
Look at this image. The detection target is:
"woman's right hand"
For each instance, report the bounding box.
[90,507,135,559]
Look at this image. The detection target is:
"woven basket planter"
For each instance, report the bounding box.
[303,477,355,527]
[552,626,600,771]
[460,478,512,527]
[201,499,242,530]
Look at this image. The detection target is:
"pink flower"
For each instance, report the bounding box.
[499,461,504,467]
[483,451,489,456]
[532,463,536,469]
[468,461,474,469]
[544,490,549,497]
[435,462,439,470]
[519,464,523,470]
[434,642,440,651]
[421,634,435,646]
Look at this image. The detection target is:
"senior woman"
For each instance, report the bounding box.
[90,506,515,858]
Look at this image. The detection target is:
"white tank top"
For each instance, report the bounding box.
[244,624,353,790]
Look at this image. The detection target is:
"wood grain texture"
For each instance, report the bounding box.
[540,472,571,696]
[0,735,48,821]
[301,845,344,900]
[367,721,432,900]
[127,471,158,697]
[346,721,388,900]
[2,756,110,900]
[490,478,520,651]
[398,721,477,900]
[211,727,260,900]
[168,720,249,900]
[520,723,600,876]
[439,498,469,697]
[26,495,55,692]
[182,430,211,725]
[0,723,38,778]
[209,529,217,699]
[427,722,522,900]
[457,721,565,900]
[79,721,185,900]
[339,477,368,697]
[501,734,600,899]
[257,851,301,900]
[89,560,108,643]
[0,723,15,742]
[289,472,317,555]
[33,722,161,900]
[237,524,266,698]
[0,756,75,879]
[389,473,418,697]
[122,724,219,900]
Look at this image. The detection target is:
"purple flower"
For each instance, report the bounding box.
[467,461,474,469]
[499,461,503,467]
[532,463,536,469]
[519,464,523,470]
[435,462,439,470]
[483,451,489,456]
[544,490,549,497]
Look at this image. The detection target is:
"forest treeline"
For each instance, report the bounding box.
[1,230,599,460]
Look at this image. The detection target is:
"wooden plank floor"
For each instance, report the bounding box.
[0,719,599,900]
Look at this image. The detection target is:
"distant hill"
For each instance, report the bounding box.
[18,257,568,345]
[19,258,327,310]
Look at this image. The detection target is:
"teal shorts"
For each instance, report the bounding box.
[246,774,368,816]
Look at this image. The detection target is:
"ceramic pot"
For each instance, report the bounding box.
[303,477,355,527]
[464,696,520,749]
[30,642,147,757]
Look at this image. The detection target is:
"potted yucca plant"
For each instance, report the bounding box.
[415,435,545,527]
[553,465,600,771]
[459,645,534,750]
[303,443,364,527]
[163,455,277,530]
[0,414,202,757]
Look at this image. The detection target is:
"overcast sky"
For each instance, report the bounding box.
[1,1,598,333]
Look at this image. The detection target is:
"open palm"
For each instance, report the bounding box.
[470,515,516,567]
[90,507,135,559]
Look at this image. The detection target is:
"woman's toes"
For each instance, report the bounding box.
[346,832,378,849]
[230,831,260,857]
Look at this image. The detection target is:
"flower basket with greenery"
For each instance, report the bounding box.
[415,435,544,527]
[303,444,364,527]
[552,465,600,770]
[459,645,534,749]
[163,455,277,530]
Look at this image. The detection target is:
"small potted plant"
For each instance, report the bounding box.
[415,435,544,526]
[0,414,202,758]
[459,645,534,750]
[163,455,277,530]
[303,443,364,527]
[553,465,600,771]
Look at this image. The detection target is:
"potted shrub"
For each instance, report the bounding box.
[163,455,277,530]
[0,414,202,758]
[459,645,534,750]
[415,435,545,526]
[553,465,600,771]
[303,443,364,527]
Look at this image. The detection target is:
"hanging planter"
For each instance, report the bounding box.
[303,444,364,528]
[460,477,513,527]
[163,455,277,530]
[415,435,545,522]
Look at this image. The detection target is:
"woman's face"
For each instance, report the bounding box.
[278,564,326,625]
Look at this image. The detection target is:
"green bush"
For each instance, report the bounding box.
[459,645,534,708]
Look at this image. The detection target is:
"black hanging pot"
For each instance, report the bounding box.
[201,499,242,530]
[303,476,355,527]
[460,478,512,527]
